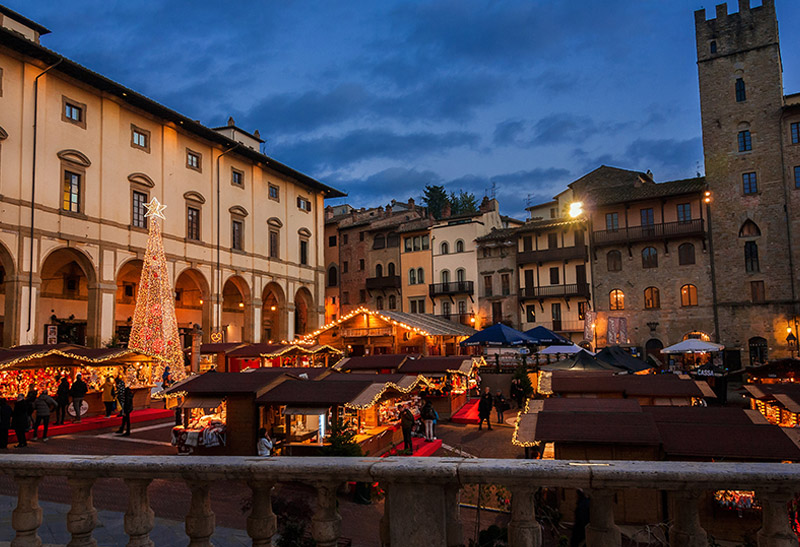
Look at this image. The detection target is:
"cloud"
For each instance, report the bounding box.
[624,137,703,174]
[531,113,599,145]
[493,119,527,146]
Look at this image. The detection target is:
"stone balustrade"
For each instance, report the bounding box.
[0,455,799,547]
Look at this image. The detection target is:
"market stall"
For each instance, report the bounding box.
[398,355,483,417]
[744,383,800,426]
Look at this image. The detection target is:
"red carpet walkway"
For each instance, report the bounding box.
[383,436,442,457]
[450,398,479,424]
[10,408,174,442]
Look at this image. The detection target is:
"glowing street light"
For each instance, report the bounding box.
[569,202,583,218]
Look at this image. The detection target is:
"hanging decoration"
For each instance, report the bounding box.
[128,197,186,381]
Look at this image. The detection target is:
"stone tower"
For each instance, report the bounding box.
[695,0,800,363]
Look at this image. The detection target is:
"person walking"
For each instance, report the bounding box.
[0,398,12,449]
[478,386,494,431]
[101,377,116,418]
[400,406,415,453]
[54,376,70,425]
[257,427,274,456]
[69,373,88,423]
[420,400,436,442]
[12,395,30,448]
[25,386,37,429]
[32,390,57,442]
[494,389,508,424]
[115,375,126,415]
[510,378,520,409]
[116,384,134,436]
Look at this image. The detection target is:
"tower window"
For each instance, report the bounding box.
[710,41,717,54]
[792,123,800,145]
[744,241,760,273]
[735,79,746,102]
[795,166,800,188]
[742,172,758,195]
[738,130,752,152]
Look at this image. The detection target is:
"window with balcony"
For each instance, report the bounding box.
[644,287,660,309]
[735,78,746,102]
[677,203,692,223]
[501,274,510,296]
[522,236,533,252]
[738,130,752,152]
[640,208,654,227]
[376,264,383,278]
[642,247,658,268]
[526,305,536,323]
[742,172,758,195]
[388,262,396,276]
[549,267,559,285]
[605,212,619,232]
[441,270,450,284]
[678,243,695,265]
[680,284,698,307]
[547,233,558,249]
[607,250,622,272]
[609,289,625,310]
[744,241,759,273]
[484,275,493,297]
[456,268,466,282]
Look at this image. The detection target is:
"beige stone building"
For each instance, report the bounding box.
[475,226,522,329]
[0,8,343,347]
[397,218,433,314]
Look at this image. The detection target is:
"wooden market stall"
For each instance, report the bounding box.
[744,383,800,426]
[307,308,476,356]
[745,358,800,384]
[208,343,344,372]
[195,343,246,372]
[0,344,161,416]
[398,355,483,417]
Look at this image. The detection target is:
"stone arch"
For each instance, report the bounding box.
[739,219,761,238]
[175,267,212,343]
[645,338,664,366]
[749,336,768,366]
[0,240,16,346]
[293,286,316,338]
[0,125,8,140]
[38,246,100,346]
[262,281,287,342]
[128,173,155,188]
[221,274,252,342]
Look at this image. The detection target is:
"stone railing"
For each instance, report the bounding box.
[1,455,798,547]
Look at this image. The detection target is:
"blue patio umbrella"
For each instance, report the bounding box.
[524,326,572,346]
[460,323,536,347]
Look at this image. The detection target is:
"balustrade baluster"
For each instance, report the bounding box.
[185,481,215,547]
[385,481,448,547]
[246,481,277,547]
[585,489,621,547]
[11,475,43,547]
[508,486,542,547]
[756,490,795,547]
[669,490,706,547]
[379,485,391,547]
[444,484,463,547]
[312,481,342,547]
[67,478,99,547]
[124,478,154,547]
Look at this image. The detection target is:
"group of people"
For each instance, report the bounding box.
[477,387,510,430]
[0,373,137,448]
[398,399,440,454]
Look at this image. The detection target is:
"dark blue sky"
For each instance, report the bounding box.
[12,1,800,218]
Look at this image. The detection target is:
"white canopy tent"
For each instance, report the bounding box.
[661,339,724,354]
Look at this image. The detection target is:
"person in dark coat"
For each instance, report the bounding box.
[12,395,30,448]
[115,375,126,415]
[69,373,88,423]
[0,398,12,449]
[32,390,57,442]
[25,386,37,425]
[570,489,591,547]
[55,376,70,425]
[509,378,521,409]
[494,390,508,424]
[116,385,134,436]
[400,406,415,453]
[478,386,494,431]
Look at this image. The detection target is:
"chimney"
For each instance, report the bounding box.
[408,197,415,208]
[442,203,452,219]
[227,116,236,127]
[325,206,334,220]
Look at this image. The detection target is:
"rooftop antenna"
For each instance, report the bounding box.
[490,181,497,200]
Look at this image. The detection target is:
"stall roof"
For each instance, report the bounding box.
[540,350,623,372]
[460,323,534,347]
[323,372,421,390]
[522,412,662,446]
[334,354,413,372]
[641,405,769,425]
[226,344,286,358]
[0,345,154,369]
[246,367,331,380]
[166,370,287,395]
[549,372,714,398]
[199,343,247,354]
[524,398,643,415]
[256,379,375,406]
[656,422,800,461]
[178,396,224,409]
[379,311,477,336]
[399,356,478,375]
[595,346,652,373]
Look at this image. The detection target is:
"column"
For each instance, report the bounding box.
[246,481,277,547]
[11,475,42,547]
[286,303,296,341]
[757,490,795,547]
[669,490,707,547]
[311,481,341,547]
[124,479,154,547]
[67,478,99,547]
[508,486,542,547]
[86,282,115,348]
[444,483,463,547]
[585,489,620,547]
[379,486,390,547]
[185,481,215,547]
[252,305,262,343]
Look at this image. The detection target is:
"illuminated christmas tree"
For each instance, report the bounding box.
[128,197,185,381]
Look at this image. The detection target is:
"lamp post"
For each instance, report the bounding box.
[787,327,797,359]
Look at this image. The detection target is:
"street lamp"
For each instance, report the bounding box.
[787,327,797,358]
[569,202,584,218]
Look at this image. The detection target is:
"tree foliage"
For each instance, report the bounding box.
[513,364,534,400]
[423,184,479,219]
[450,190,479,216]
[319,418,363,457]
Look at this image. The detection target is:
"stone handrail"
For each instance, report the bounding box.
[1,455,798,547]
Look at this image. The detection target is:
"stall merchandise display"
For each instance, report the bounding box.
[171,404,227,453]
[714,490,761,511]
[0,367,71,398]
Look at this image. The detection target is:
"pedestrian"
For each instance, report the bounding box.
[32,389,57,442]
[510,378,520,409]
[55,376,70,425]
[432,406,440,440]
[400,405,415,453]
[101,377,116,418]
[570,489,591,547]
[69,373,88,423]
[257,427,274,456]
[495,389,507,424]
[478,386,494,431]
[116,384,134,436]
[25,386,37,429]
[420,400,436,442]
[115,375,125,415]
[0,397,12,449]
[12,394,29,448]
[161,366,172,389]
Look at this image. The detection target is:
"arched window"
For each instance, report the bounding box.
[441,242,449,255]
[749,336,768,365]
[644,287,660,309]
[417,268,424,284]
[456,268,466,282]
[735,78,746,102]
[739,219,761,237]
[409,269,416,285]
[441,270,450,284]
[680,284,698,307]
[455,239,465,253]
[607,250,622,272]
[375,264,383,278]
[387,262,395,276]
[642,247,658,268]
[744,241,759,273]
[609,289,625,310]
[327,266,338,287]
[678,243,695,265]
[388,295,396,310]
[376,296,384,310]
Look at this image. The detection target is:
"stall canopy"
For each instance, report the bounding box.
[539,350,623,372]
[398,355,481,376]
[333,354,412,373]
[525,326,571,346]
[178,396,224,409]
[661,339,724,354]
[595,346,652,373]
[0,344,154,369]
[460,324,534,347]
[537,344,588,355]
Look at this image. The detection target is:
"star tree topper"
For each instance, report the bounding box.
[144,197,167,219]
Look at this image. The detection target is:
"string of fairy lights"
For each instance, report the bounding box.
[343,374,433,410]
[303,307,435,341]
[0,348,141,371]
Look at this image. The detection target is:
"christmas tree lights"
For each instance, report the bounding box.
[128,197,185,381]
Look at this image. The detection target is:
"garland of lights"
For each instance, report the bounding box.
[127,198,186,382]
[0,348,145,371]
[304,307,435,341]
[511,398,541,448]
[259,344,343,359]
[343,374,432,410]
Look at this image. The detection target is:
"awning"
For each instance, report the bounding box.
[178,396,223,409]
[284,406,328,416]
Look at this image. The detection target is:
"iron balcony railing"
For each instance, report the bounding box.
[592,219,705,246]
[517,244,588,265]
[429,281,474,297]
[519,283,590,299]
[365,275,401,290]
